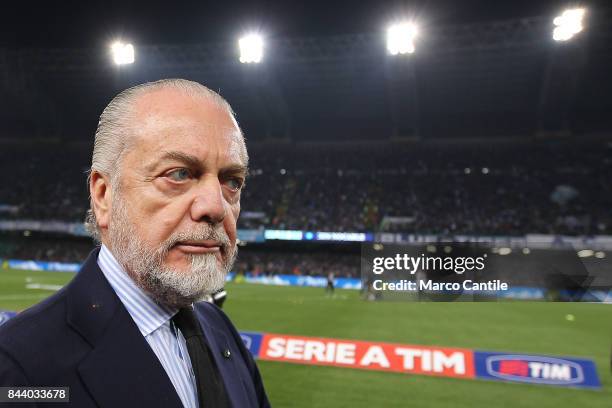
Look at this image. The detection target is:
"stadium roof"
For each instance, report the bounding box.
[0,1,610,142]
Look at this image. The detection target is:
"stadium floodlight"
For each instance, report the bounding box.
[110,41,135,65]
[552,8,586,41]
[386,22,417,55]
[239,34,264,63]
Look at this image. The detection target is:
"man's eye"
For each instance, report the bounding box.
[166,168,192,182]
[225,178,244,191]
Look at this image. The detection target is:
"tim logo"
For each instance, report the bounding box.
[0,311,16,326]
[239,332,264,358]
[486,355,584,385]
[240,334,253,350]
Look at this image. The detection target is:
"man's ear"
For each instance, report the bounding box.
[90,170,112,232]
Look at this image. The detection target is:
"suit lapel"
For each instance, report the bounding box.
[77,304,184,408]
[67,249,183,408]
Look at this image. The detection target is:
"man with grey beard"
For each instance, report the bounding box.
[0,79,270,408]
[108,181,234,309]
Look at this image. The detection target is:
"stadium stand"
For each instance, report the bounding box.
[1,140,610,236]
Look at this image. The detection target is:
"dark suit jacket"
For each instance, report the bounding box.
[0,248,270,408]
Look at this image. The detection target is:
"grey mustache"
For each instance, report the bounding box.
[165,228,231,251]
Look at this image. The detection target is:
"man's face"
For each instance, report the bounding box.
[107,88,247,306]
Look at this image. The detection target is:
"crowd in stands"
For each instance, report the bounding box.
[233,249,359,278]
[1,140,611,236]
[0,237,361,278]
[1,140,610,280]
[0,237,93,263]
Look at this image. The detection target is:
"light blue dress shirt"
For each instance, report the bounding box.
[97,244,198,408]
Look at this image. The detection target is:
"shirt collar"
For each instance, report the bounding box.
[97,244,177,337]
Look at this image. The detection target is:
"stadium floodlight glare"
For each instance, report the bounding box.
[386,22,418,55]
[239,34,264,63]
[552,8,586,41]
[110,41,135,65]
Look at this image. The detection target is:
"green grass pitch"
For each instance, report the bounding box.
[1,268,611,407]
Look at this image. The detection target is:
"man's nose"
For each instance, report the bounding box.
[190,176,226,224]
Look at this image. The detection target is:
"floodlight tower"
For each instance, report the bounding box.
[239,34,264,63]
[110,41,135,65]
[552,8,586,41]
[386,22,418,55]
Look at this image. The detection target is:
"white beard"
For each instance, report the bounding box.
[107,192,237,308]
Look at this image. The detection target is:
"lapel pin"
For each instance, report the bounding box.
[223,349,231,359]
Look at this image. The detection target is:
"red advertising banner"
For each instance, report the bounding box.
[259,333,475,379]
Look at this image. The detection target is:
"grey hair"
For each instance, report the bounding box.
[84,78,243,243]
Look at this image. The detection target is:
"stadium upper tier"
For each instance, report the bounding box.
[0,140,610,236]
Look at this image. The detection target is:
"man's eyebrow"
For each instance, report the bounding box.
[146,151,202,172]
[220,164,249,177]
[147,151,248,175]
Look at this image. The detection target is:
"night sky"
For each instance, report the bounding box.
[1,0,605,140]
